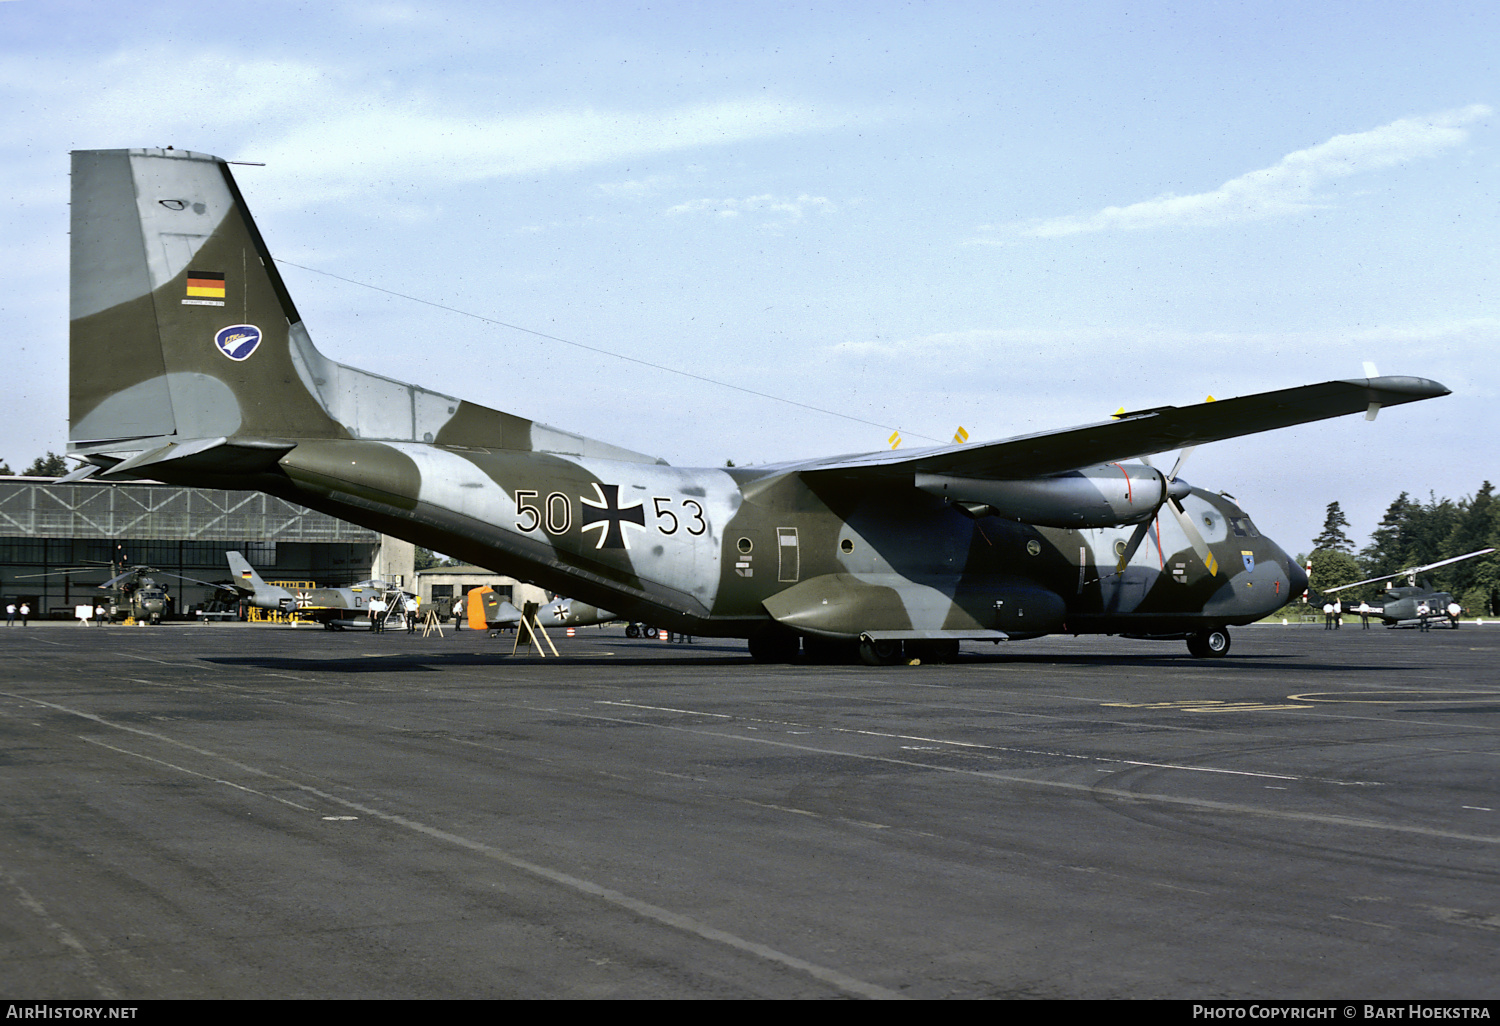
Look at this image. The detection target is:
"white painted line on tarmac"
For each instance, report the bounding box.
[0,860,120,998]
[6,690,902,1001]
[77,736,318,812]
[564,705,1499,845]
[594,700,1371,786]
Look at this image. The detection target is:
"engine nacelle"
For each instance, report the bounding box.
[916,463,1169,528]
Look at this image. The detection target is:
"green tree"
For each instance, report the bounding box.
[22,452,68,477]
[414,547,461,570]
[1360,485,1498,603]
[0,457,12,475]
[1308,548,1361,596]
[1440,482,1497,598]
[1409,492,1460,573]
[1312,501,1354,554]
[1360,492,1416,578]
[1459,587,1493,618]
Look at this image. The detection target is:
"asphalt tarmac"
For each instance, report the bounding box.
[1,619,1497,999]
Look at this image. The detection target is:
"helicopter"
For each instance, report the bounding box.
[18,560,233,623]
[1318,547,1495,628]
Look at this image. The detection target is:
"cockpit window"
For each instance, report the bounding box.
[1228,516,1259,538]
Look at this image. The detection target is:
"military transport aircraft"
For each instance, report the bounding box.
[1319,548,1495,628]
[63,148,1452,663]
[226,551,411,630]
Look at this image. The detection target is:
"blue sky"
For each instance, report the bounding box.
[2,0,1495,555]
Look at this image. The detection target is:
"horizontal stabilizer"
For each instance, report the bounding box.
[55,463,101,484]
[99,437,228,478]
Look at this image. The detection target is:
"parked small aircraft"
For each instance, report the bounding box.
[65,149,1452,663]
[1320,548,1495,627]
[452,585,612,631]
[226,551,411,630]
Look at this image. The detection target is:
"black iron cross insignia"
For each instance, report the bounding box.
[580,483,646,550]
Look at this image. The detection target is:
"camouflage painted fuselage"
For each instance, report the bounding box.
[259,435,1297,639]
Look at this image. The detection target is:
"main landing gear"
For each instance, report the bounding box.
[747,627,962,665]
[1186,626,1231,658]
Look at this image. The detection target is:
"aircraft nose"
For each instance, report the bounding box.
[1286,555,1308,598]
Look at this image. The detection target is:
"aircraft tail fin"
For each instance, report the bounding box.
[69,149,347,465]
[68,148,667,478]
[224,550,282,603]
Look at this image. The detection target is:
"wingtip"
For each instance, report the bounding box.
[1336,375,1450,403]
[1362,374,1451,399]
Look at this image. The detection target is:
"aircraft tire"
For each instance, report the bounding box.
[858,638,903,666]
[625,624,639,638]
[1187,627,1231,658]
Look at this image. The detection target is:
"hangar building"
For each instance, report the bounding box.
[0,476,401,619]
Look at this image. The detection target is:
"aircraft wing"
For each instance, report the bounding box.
[784,375,1447,481]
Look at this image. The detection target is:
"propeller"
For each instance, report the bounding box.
[1115,447,1218,576]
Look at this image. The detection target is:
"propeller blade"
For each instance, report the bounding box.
[1168,497,1218,576]
[1166,445,1196,484]
[1111,445,1199,573]
[1117,518,1154,572]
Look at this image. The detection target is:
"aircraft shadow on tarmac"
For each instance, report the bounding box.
[200,649,748,673]
[195,647,1375,674]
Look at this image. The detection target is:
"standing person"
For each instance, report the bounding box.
[369,595,386,633]
[407,598,418,633]
[5,602,14,627]
[1448,600,1462,629]
[1332,598,1342,630]
[1417,600,1431,632]
[1358,600,1372,629]
[95,602,107,625]
[1323,601,1335,630]
[19,603,29,626]
[452,596,464,630]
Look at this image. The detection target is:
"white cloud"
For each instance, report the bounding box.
[0,43,852,208]
[242,98,845,205]
[667,193,836,220]
[596,174,679,199]
[983,104,1492,240]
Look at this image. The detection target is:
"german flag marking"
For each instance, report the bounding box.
[186,270,226,299]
